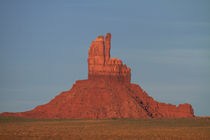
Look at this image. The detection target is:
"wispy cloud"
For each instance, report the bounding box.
[119,48,210,68]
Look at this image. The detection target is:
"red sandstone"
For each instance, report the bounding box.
[0,33,194,119]
[88,33,131,83]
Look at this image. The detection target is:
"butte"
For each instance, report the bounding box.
[0,33,194,119]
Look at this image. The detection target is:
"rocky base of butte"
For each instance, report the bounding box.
[0,33,194,119]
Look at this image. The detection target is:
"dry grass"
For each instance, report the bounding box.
[0,116,209,140]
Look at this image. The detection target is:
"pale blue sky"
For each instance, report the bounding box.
[0,0,209,116]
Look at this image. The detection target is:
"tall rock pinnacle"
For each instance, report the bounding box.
[88,33,131,83]
[105,33,111,61]
[0,33,194,119]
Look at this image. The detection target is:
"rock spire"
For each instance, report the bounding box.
[88,33,131,83]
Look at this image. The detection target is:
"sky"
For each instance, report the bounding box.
[0,0,209,116]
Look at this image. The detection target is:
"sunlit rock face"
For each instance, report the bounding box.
[0,33,194,119]
[88,33,131,83]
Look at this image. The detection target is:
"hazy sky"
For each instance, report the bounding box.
[0,0,209,116]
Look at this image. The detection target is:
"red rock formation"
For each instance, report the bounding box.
[88,33,131,83]
[0,33,194,119]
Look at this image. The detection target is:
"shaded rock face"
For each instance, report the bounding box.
[0,33,194,119]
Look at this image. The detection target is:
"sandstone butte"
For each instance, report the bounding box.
[0,33,194,119]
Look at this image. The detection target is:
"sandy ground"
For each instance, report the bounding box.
[0,116,210,140]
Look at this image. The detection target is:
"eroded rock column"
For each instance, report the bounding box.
[88,33,131,83]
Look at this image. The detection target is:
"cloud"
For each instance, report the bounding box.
[120,48,210,68]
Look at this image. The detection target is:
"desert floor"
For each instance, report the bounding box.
[0,116,209,140]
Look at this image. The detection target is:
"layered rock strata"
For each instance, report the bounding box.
[88,33,131,83]
[0,33,194,119]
